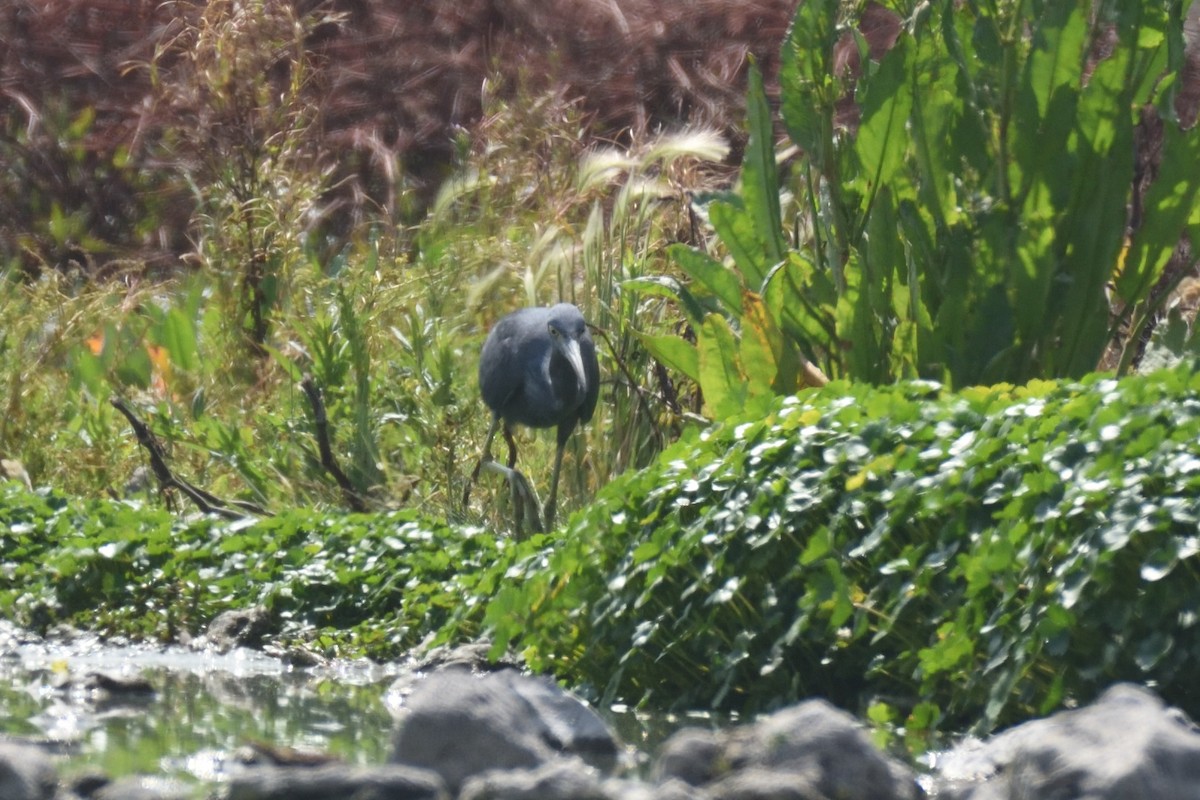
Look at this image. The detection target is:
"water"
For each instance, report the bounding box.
[0,624,701,794]
[0,625,399,792]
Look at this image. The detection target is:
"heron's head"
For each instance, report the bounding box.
[547,314,589,396]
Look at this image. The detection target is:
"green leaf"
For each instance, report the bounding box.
[853,34,914,203]
[67,107,96,141]
[742,63,788,268]
[636,330,701,383]
[779,0,839,164]
[114,343,153,389]
[1054,47,1136,376]
[1116,118,1200,306]
[621,274,710,329]
[1021,1,1088,125]
[666,244,743,316]
[262,344,305,383]
[697,313,747,420]
[739,293,781,399]
[708,198,768,290]
[1139,307,1200,372]
[70,345,107,394]
[157,307,199,373]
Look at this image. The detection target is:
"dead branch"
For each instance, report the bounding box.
[300,376,370,512]
[110,396,257,519]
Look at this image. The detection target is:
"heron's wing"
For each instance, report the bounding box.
[478,319,525,413]
[579,332,601,424]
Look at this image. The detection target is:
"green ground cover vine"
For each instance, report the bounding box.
[3,363,1198,742]
[446,361,1200,738]
[0,489,503,658]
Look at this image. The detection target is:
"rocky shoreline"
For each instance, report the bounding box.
[2,632,1198,800]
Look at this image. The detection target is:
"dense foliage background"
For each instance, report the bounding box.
[2,0,1200,749]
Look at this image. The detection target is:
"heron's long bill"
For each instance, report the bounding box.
[561,338,588,397]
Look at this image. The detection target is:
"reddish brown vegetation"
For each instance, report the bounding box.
[0,0,800,270]
[4,1,1197,280]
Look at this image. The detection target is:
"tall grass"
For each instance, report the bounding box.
[151,0,340,360]
[0,272,139,493]
[426,85,732,529]
[0,25,730,529]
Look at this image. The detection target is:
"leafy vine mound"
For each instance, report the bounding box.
[3,364,1199,740]
[494,364,1200,737]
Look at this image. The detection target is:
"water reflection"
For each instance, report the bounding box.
[0,629,397,786]
[0,626,705,791]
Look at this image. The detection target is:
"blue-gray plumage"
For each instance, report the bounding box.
[468,303,599,532]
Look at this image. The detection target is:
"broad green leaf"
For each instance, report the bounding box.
[697,314,747,420]
[1055,46,1136,376]
[708,199,768,290]
[1116,119,1200,305]
[1022,1,1088,123]
[70,345,106,394]
[114,343,153,390]
[854,34,914,203]
[157,308,199,373]
[909,28,970,229]
[1140,307,1200,373]
[836,250,888,383]
[742,63,788,267]
[666,244,743,316]
[739,293,781,398]
[779,0,839,165]
[1010,2,1086,211]
[636,330,701,383]
[622,274,709,325]
[763,251,837,360]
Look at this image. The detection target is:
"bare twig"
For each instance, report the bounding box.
[110,396,253,520]
[300,376,370,512]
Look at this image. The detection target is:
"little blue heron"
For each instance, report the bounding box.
[466,303,600,533]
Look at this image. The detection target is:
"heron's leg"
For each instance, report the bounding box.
[502,425,518,468]
[463,415,502,507]
[543,440,567,530]
[481,460,544,538]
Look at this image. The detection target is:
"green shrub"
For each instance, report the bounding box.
[657,0,1200,401]
[457,362,1200,736]
[6,354,1199,741]
[0,488,504,658]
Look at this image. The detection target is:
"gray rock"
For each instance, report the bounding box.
[457,762,702,800]
[654,698,919,800]
[705,768,827,800]
[200,608,274,653]
[412,642,524,674]
[503,670,616,766]
[602,776,699,800]
[390,667,619,795]
[458,758,608,800]
[223,763,447,800]
[67,770,110,798]
[654,727,725,786]
[936,683,1200,800]
[386,643,523,709]
[91,775,193,800]
[0,741,58,800]
[84,672,156,706]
